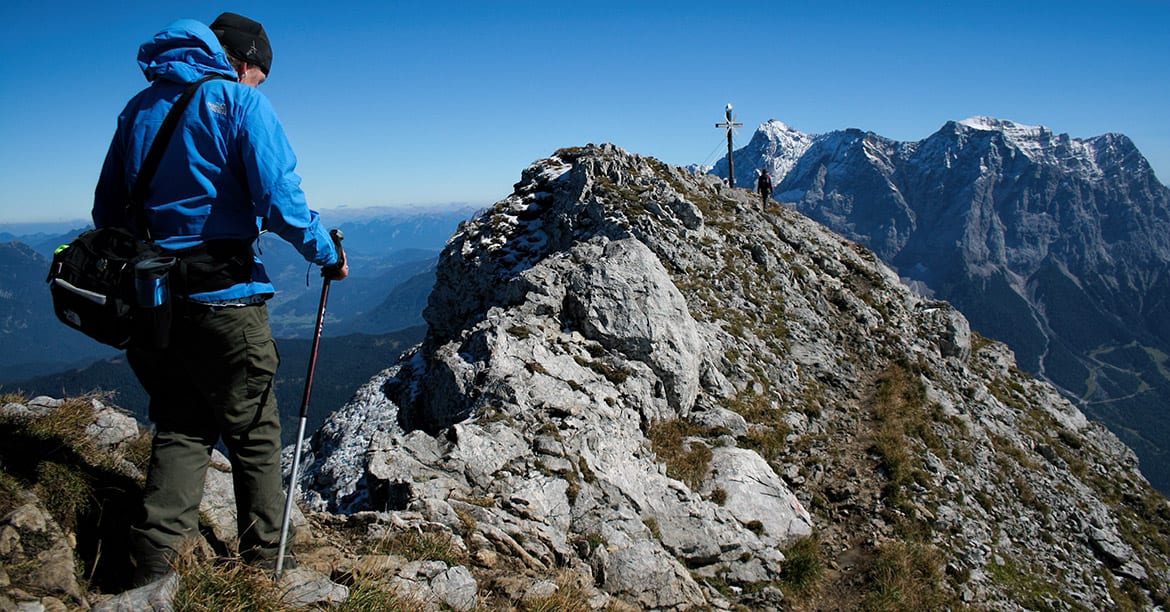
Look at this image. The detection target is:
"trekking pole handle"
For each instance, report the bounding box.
[330,228,344,265]
[322,228,346,280]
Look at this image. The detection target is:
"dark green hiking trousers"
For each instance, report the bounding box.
[127,301,285,582]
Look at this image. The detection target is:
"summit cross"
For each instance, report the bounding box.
[715,103,743,188]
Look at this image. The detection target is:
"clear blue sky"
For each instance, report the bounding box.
[2,0,1167,223]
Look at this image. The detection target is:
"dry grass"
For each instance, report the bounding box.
[861,540,951,611]
[171,559,283,612]
[0,470,24,517]
[868,361,934,512]
[724,392,790,462]
[1,395,100,459]
[646,419,714,489]
[376,530,467,567]
[573,355,631,384]
[168,543,434,612]
[0,394,121,531]
[337,576,427,612]
[779,534,825,600]
[518,570,594,612]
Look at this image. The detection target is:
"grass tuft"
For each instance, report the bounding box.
[518,570,595,612]
[573,355,631,384]
[34,461,92,533]
[725,392,790,462]
[171,558,282,612]
[862,540,951,611]
[338,575,427,612]
[377,530,467,567]
[779,534,824,599]
[646,419,714,489]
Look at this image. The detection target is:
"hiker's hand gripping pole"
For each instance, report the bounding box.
[276,228,345,578]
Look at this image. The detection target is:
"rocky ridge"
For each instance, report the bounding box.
[300,144,1170,609]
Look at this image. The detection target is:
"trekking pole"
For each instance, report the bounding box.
[275,228,344,579]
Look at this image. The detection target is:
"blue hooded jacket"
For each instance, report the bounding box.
[93,19,337,302]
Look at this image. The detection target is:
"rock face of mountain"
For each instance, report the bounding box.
[729,117,1170,494]
[301,144,1169,609]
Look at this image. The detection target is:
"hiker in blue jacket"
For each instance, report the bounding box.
[92,13,347,586]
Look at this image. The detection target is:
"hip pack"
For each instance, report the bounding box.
[47,231,253,349]
[47,227,165,349]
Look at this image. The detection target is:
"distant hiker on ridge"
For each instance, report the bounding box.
[92,12,348,587]
[757,168,773,207]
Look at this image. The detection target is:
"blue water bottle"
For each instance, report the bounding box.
[134,257,177,349]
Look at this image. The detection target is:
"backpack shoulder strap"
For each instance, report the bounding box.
[128,73,230,241]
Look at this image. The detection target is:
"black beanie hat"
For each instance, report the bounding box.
[210,12,272,75]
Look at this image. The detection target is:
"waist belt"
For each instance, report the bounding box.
[168,239,254,295]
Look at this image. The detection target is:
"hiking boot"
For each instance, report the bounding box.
[131,566,171,589]
[92,571,179,612]
[130,539,176,588]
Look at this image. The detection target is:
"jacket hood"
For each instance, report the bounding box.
[137,19,236,84]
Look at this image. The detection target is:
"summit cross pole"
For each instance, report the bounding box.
[715,103,743,188]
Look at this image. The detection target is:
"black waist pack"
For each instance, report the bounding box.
[47,226,167,349]
[47,229,255,350]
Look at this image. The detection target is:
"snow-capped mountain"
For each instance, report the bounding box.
[715,117,1170,492]
[710,119,815,189]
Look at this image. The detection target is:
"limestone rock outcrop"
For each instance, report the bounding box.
[301,144,1170,609]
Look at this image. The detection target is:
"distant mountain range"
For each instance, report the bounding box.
[0,205,477,381]
[250,205,478,338]
[714,116,1170,492]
